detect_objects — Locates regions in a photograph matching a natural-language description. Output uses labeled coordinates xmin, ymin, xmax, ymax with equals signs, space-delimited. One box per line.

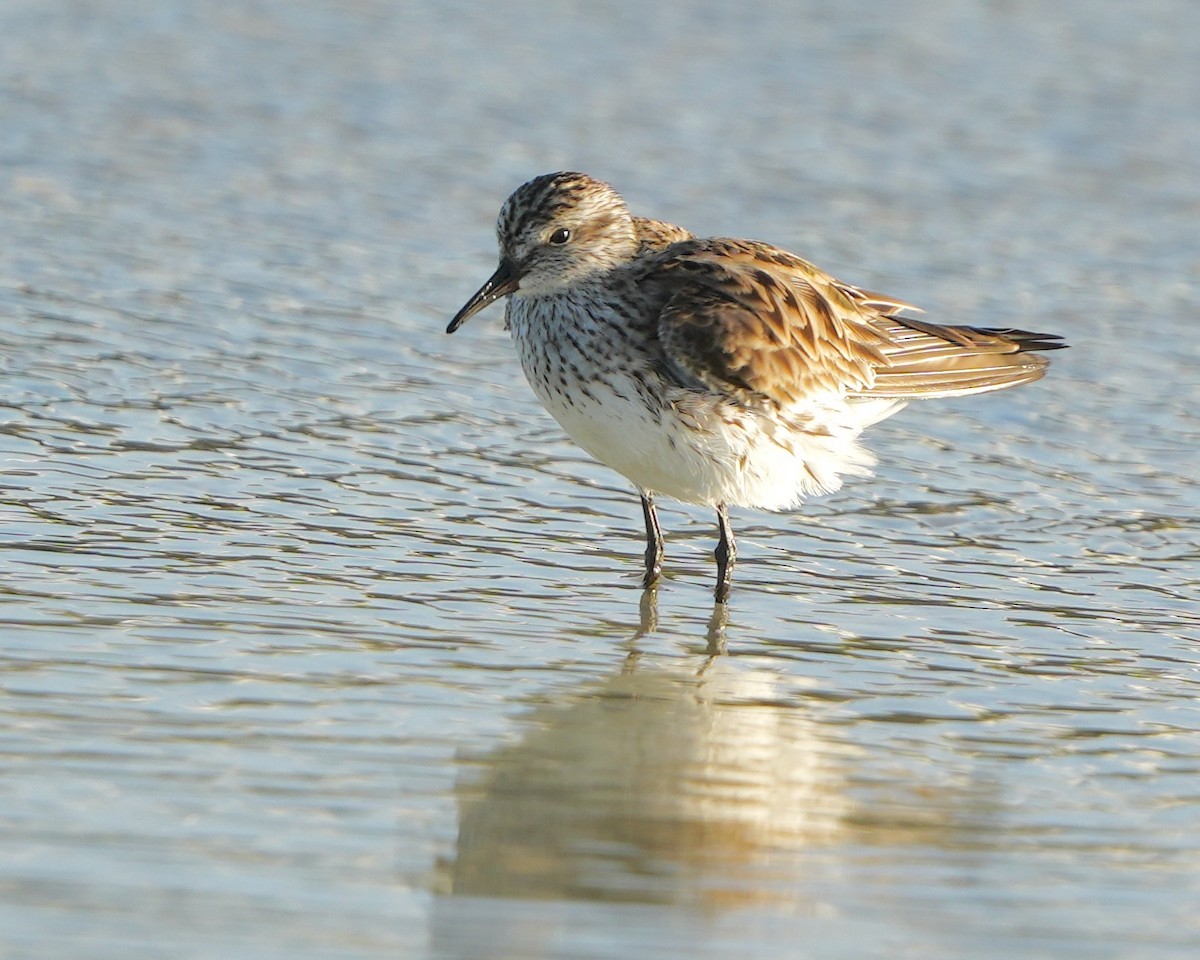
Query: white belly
xmin=509 ymin=298 xmax=902 ymax=510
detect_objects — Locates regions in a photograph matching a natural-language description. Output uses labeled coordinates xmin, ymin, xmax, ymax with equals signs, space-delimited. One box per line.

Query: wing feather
xmin=648 ymin=238 xmax=1066 ymax=408
xmin=858 ymin=318 xmax=1066 ymax=398
xmin=653 ymin=239 xmax=888 ymax=406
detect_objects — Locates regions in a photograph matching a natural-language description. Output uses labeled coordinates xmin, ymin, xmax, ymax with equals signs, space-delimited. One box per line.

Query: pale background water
xmin=1 ymin=1 xmax=1198 ymax=958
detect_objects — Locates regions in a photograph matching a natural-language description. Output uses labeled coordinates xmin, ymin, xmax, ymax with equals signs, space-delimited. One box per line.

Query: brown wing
xmin=839 ymin=283 xmax=922 ymax=317
xmin=652 ymin=239 xmax=892 ymax=406
xmin=652 ymin=238 xmax=1066 ymax=406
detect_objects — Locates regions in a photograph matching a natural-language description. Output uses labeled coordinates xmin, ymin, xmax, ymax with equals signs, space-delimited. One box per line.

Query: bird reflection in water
xmin=429 ymin=590 xmax=1000 ymax=960
xmin=437 ymin=589 xmax=852 ymax=909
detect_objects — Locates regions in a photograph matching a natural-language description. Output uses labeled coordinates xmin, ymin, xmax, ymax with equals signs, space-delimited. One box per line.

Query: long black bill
xmin=446 ymin=258 xmax=520 ymax=333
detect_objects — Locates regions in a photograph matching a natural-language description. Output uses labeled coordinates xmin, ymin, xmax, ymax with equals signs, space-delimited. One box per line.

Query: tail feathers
xmin=853 ymin=318 xmax=1067 ymax=400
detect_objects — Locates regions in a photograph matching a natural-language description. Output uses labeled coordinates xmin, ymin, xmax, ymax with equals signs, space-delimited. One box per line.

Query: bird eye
xmin=548 ymin=228 xmax=571 ymax=245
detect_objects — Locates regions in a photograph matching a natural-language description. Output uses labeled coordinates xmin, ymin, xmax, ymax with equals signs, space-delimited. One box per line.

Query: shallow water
xmin=2 ymin=1 xmax=1198 ymax=958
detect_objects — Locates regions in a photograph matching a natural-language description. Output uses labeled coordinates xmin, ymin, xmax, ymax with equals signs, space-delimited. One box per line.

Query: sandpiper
xmin=448 ymin=172 xmax=1065 ymax=603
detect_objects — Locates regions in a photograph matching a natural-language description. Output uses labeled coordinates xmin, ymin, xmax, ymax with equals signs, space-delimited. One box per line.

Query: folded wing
xmin=651 ymin=238 xmax=1065 ymax=406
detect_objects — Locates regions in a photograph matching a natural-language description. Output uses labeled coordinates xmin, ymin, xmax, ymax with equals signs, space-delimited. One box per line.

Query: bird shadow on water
xmin=427 ymin=586 xmax=1000 ymax=955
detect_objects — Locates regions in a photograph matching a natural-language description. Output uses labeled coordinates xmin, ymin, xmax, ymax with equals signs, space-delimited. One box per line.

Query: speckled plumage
xmin=448 ymin=172 xmax=1065 ymax=602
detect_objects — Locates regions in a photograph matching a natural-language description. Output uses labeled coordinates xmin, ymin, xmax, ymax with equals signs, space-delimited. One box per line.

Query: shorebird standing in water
xmin=448 ymin=172 xmax=1065 ymax=603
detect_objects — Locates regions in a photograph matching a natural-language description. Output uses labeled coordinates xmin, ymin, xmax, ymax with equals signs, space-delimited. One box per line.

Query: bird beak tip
xmin=446 ymin=258 xmax=520 ymax=335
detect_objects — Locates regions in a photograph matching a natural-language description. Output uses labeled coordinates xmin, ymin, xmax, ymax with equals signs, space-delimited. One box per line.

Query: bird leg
xmin=640 ymin=491 xmax=664 ymax=588
xmin=714 ymin=503 xmax=737 ymax=604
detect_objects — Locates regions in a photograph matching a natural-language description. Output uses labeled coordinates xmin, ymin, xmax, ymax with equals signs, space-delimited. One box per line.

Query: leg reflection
xmin=629 ymin=583 xmax=728 ymax=663
xmin=635 ymin=583 xmax=659 ymax=639
xmin=623 ymin=584 xmax=659 ymax=672
xmin=703 ymin=601 xmax=728 ymax=661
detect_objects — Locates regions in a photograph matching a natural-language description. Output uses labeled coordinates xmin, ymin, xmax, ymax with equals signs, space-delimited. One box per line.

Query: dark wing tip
xmin=973 ymin=328 xmax=1069 ymax=352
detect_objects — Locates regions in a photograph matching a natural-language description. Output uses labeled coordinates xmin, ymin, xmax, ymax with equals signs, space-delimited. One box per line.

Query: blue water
xmin=1 ymin=1 xmax=1197 ymax=958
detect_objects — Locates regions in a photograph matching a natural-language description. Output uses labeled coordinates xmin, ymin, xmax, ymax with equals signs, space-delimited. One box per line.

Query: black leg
xmin=640 ymin=490 xmax=664 ymax=588
xmin=714 ymin=502 xmax=736 ymax=604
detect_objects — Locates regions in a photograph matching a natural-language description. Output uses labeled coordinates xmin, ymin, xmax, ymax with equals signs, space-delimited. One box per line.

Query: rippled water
xmin=2 ymin=1 xmax=1198 ymax=958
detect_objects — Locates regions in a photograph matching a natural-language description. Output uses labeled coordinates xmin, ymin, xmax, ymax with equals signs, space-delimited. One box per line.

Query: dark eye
xmin=548 ymin=228 xmax=571 ymax=245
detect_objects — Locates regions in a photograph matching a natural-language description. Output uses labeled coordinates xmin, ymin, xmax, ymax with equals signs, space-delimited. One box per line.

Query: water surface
xmin=1 ymin=1 xmax=1198 ymax=958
